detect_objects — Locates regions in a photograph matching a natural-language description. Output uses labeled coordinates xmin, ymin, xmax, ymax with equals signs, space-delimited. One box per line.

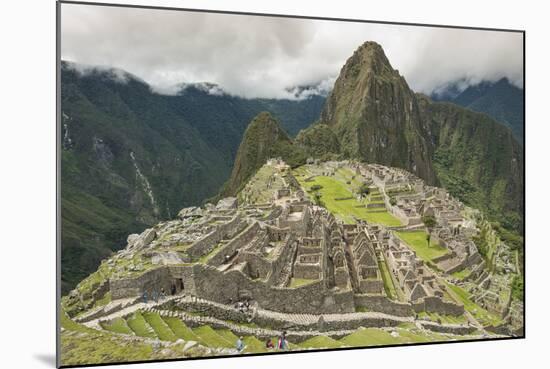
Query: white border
xmin=2 ymin=1 xmax=547 ymax=368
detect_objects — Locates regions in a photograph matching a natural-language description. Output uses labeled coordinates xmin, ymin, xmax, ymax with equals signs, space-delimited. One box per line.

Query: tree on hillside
xmin=313 ymin=191 xmax=324 ymax=207
xmin=310 ymin=184 xmax=323 ymax=192
xmin=422 ymin=215 xmax=437 ymax=247
xmin=422 ymin=215 xmax=437 ymax=229
xmin=358 ymin=183 xmax=370 ymax=198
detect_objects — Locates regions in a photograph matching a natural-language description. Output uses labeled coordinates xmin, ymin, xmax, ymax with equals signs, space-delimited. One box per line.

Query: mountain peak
xmin=343 ymin=41 xmax=394 ymax=77
xmin=222 ymin=112 xmax=306 ymax=196
xmin=319 ymin=42 xmax=437 ymax=184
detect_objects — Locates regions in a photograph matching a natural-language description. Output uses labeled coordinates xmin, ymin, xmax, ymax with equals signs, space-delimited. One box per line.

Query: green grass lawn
xmin=378 ymin=259 xmax=398 ymax=300
xmin=192 ymin=325 xmax=234 ymax=348
xmin=339 ymin=328 xmax=399 ymax=346
xmin=100 ymin=317 xmax=133 ymax=335
xmin=451 ymin=269 xmax=472 ymax=280
xmin=61 ymin=330 xmax=154 ymax=366
xmin=444 ymin=282 xmax=503 ymax=327
xmin=295 ymin=172 xmax=401 ymax=226
xmin=142 ymin=312 xmax=177 ymax=341
xmin=339 ymin=327 xmax=451 ymax=347
xmin=126 ymin=312 xmax=156 ymax=338
xmin=299 ymin=335 xmax=345 ymax=348
xmin=60 ymin=310 xmax=193 ymax=366
xmin=395 ymin=231 xmax=449 ymax=262
xmin=216 ymin=329 xmax=239 ymax=345
xmin=289 ymin=278 xmax=317 ymax=288
xmin=243 ymin=336 xmax=269 ymax=353
xmin=161 ymin=317 xmax=199 ymax=341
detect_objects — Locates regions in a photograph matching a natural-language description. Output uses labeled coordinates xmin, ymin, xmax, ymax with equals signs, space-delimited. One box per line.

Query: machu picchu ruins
xmin=57 ymin=16 xmax=526 ymax=366
xmin=61 ymin=159 xmax=523 ymax=363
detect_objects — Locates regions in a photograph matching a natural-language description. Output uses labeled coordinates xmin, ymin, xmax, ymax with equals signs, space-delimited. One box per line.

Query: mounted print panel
xmin=57 ymin=1 xmax=525 ymax=367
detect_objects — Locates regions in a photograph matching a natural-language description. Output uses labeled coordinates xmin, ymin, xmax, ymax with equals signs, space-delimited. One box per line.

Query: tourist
xmin=236 ymin=336 xmax=244 ymax=352
xmin=265 ymin=338 xmax=274 ymax=349
xmin=277 ymin=333 xmax=286 ymax=350
xmin=160 ymin=287 xmax=166 ymax=300
xmin=142 ymin=291 xmax=148 ymax=304
xmin=280 ymin=331 xmax=288 ymax=350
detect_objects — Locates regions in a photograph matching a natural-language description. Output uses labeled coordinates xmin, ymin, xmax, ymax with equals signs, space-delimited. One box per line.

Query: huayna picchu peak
xmin=319 ymin=41 xmax=438 ymax=186
xmin=308 ymin=41 xmax=523 ymax=233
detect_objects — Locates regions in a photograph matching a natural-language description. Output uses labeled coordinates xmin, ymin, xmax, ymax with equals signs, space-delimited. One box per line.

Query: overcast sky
xmin=61 ymin=4 xmax=524 ymax=99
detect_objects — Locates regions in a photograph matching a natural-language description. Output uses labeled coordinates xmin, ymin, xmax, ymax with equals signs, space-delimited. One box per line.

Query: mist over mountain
xmin=431 ymin=78 xmax=524 ymax=143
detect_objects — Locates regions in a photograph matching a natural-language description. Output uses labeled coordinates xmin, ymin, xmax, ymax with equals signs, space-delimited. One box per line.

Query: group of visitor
xmin=234 ymin=300 xmax=251 ymax=313
xmin=141 ymin=287 xmax=167 ymax=304
xmin=235 ymin=331 xmax=289 ymax=354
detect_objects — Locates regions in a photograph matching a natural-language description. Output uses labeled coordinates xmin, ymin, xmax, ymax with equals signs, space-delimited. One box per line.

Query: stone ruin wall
xmin=265 ymin=234 xmax=298 ymax=286
xmin=185 ymin=214 xmax=244 ymax=260
xmin=191 ymin=264 xmax=355 ymax=314
xmin=206 ymin=222 xmax=260 ymax=267
xmin=293 ymin=259 xmax=322 ymax=280
xmin=412 ymin=296 xmax=465 ymax=316
xmin=358 ymin=279 xmax=384 ymax=294
xmin=353 ymin=294 xmax=413 ymax=317
xmin=109 ymin=258 xmax=356 ymax=314
xmin=110 ymin=267 xmax=174 ymax=299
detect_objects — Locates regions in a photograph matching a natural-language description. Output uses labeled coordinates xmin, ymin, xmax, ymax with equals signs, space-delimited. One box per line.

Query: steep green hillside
xmin=60 ymin=62 xmax=323 ymax=293
xmin=222 ymin=112 xmax=307 ymax=196
xmin=418 ymin=96 xmax=524 ymax=231
xmin=295 ymin=123 xmax=341 ymax=159
xmin=319 ymin=41 xmax=438 ymax=185
xmin=432 ymin=78 xmax=524 ymax=143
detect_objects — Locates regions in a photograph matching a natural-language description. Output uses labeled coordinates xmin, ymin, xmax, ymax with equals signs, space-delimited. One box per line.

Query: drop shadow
xmin=34 ymin=353 xmax=57 ymax=367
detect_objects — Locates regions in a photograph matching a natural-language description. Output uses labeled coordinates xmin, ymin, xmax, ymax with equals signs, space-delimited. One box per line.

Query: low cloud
xmin=61 ymin=4 xmax=523 ymax=99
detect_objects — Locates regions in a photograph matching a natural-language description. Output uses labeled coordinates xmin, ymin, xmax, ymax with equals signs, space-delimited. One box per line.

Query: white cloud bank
xmin=61 ymin=3 xmax=523 ymax=99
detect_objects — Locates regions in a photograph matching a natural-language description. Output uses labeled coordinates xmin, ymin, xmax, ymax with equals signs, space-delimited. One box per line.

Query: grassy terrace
xmin=62 ymin=307 xmax=484 ymax=364
xmin=339 ymin=327 xmax=450 ymax=346
xmin=378 ymin=259 xmax=398 ymax=300
xmin=61 ymin=311 xmax=160 ymax=366
xmin=299 ymin=335 xmax=345 ymax=348
xmin=143 ymin=311 xmax=177 ymax=341
xmin=289 ymin=278 xmax=317 ymax=288
xmin=100 ymin=317 xmax=133 ymax=335
xmin=451 ymin=269 xmax=472 ymax=280
xmin=293 ymin=166 xmax=402 ymax=226
xmin=444 ymin=282 xmax=503 ymax=327
xmin=126 ymin=312 xmax=156 ymax=338
xmin=395 ymin=231 xmax=449 ymax=262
